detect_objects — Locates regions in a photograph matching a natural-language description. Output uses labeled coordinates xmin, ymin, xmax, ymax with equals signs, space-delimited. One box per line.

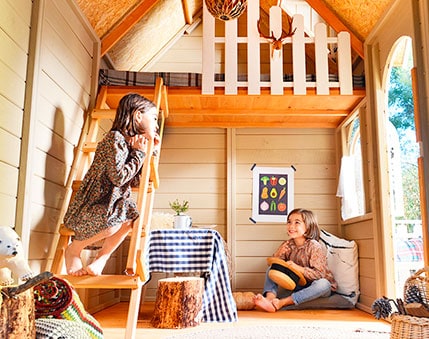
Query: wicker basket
xmin=390 ymin=267 xmax=429 ymax=339
xmin=390 ymin=313 xmax=429 ymax=339
xmin=403 ymin=267 xmax=429 ymax=316
xmin=204 ymin=0 xmax=247 ymax=21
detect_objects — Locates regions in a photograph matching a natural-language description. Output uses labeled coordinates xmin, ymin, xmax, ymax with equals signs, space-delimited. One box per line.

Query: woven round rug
xmin=165 ymin=325 xmax=390 ymax=339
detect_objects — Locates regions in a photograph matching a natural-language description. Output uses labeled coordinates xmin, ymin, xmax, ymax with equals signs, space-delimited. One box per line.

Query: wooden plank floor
xmin=93 ymin=301 xmax=391 ymax=338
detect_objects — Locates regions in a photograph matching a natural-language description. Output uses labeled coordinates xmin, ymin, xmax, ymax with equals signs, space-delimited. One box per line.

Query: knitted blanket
xmin=34 ymin=276 xmax=103 ymax=339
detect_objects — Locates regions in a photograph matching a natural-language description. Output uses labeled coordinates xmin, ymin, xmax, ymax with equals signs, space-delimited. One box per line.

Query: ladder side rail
xmin=125 ymin=78 xmax=164 ymax=275
xmin=125 ymin=140 xmax=154 ymax=275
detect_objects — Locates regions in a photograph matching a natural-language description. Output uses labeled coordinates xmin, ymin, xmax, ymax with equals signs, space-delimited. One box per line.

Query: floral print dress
xmin=273 ymin=238 xmax=338 ymax=290
xmin=64 ymin=131 xmax=146 ymax=240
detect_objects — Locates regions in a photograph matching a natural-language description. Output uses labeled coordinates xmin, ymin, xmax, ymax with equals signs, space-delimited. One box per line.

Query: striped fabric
xmin=147 ymin=229 xmax=238 ymax=322
xmin=98 ymin=70 xmax=366 ymax=89
xmin=396 ymin=238 xmax=424 ymax=262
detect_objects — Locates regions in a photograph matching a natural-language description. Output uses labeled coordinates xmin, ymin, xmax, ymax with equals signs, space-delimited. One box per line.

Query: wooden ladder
xmin=48 ymin=78 xmax=168 ymax=339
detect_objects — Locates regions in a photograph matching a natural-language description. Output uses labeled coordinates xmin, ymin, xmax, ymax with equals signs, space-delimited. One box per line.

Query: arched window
xmin=337 ymin=107 xmax=365 ymax=220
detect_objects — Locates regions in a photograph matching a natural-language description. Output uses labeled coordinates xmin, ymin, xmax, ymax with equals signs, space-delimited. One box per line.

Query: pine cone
xmin=372 ymin=297 xmax=393 ymax=319
xmin=405 ymin=285 xmax=422 ymax=304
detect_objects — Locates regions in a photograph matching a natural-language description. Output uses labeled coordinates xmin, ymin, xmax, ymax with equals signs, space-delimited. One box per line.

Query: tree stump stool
xmin=0 ymin=288 xmax=35 ymax=338
xmin=151 ymin=277 xmax=204 ymax=329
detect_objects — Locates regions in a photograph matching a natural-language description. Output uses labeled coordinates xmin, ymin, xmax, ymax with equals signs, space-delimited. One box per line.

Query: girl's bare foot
xmin=272 ymin=298 xmax=282 ymax=311
xmin=86 ymin=256 xmax=108 ymax=276
xmin=253 ymin=293 xmax=276 ymax=313
xmin=65 ymin=244 xmax=86 ymax=276
xmin=272 ymin=296 xmax=294 ymax=310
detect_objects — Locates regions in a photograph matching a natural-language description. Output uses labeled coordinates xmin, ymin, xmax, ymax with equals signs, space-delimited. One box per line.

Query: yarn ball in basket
xmin=205 ymin=0 xmax=247 ymax=21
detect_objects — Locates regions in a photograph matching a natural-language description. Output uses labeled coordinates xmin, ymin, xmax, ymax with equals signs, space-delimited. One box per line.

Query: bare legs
xmin=253 ymin=292 xmax=295 ymax=312
xmin=65 ymin=221 xmax=132 ymax=276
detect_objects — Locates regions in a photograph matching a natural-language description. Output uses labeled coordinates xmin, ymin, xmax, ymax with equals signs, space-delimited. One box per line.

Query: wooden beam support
xmin=101 ymin=0 xmax=159 ymax=57
xmin=182 ymin=0 xmax=193 ymax=24
xmin=305 ymin=0 xmax=364 ymax=59
xmin=97 ymin=86 xmax=365 ymax=129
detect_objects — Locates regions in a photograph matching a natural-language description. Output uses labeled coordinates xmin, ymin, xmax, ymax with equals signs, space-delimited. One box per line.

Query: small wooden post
xmin=0 ymin=289 xmax=35 ymax=338
xmin=0 ymin=272 xmax=52 ymax=338
xmin=151 ymin=277 xmax=204 ymax=329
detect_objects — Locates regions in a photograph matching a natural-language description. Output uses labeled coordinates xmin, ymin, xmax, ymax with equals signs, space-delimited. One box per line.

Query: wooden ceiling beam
xmin=181 ymin=0 xmax=193 ymax=24
xmin=100 ymin=86 xmax=365 ymax=129
xmin=101 ymin=0 xmax=159 ymax=57
xmin=304 ymin=0 xmax=364 ymax=59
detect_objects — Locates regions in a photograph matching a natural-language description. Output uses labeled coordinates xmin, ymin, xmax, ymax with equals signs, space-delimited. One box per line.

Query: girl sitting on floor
xmin=254 ymin=208 xmax=337 ymax=312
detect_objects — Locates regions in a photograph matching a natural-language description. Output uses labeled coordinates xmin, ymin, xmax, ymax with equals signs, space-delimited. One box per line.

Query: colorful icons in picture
xmin=259 ymin=174 xmax=288 ymax=215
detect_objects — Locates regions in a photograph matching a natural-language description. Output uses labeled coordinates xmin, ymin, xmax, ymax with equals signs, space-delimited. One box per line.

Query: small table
xmin=146 ymin=229 xmax=238 ymax=322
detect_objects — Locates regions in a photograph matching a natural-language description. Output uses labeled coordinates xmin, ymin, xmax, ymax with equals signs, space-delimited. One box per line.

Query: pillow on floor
xmin=283 ymin=293 xmax=355 ymax=310
xmin=319 ymin=229 xmax=360 ymax=305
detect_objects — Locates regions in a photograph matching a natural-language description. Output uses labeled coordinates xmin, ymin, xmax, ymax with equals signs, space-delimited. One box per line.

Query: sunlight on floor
xmin=94 ymin=302 xmax=391 ymax=338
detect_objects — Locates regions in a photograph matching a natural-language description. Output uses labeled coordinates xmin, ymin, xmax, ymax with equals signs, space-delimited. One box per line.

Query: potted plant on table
xmin=169 ymin=199 xmax=192 ymax=229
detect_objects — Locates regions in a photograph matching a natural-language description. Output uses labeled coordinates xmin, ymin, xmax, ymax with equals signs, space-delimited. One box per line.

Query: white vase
xmin=173 ymin=215 xmax=192 ymax=229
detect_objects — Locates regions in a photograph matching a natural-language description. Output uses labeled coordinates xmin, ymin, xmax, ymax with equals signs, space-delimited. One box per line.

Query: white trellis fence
xmin=202 ymin=1 xmax=353 ymax=95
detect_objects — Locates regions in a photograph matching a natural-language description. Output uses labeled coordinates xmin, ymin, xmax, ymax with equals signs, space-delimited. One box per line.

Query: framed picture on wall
xmin=251 ymin=166 xmax=295 ymax=223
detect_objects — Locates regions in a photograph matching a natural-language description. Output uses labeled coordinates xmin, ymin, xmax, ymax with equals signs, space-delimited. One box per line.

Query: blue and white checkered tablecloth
xmin=147 ymin=229 xmax=237 ymax=322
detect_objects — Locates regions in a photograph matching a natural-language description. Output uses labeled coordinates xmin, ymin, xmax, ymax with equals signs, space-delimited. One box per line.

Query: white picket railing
xmin=202 ymin=1 xmax=353 ymax=95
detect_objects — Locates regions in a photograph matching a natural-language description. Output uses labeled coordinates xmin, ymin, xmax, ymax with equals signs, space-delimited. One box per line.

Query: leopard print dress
xmin=64 ymin=131 xmax=145 ymax=240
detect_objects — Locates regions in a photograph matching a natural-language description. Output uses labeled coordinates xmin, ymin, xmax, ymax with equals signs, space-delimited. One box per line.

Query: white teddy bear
xmin=0 ymin=226 xmax=33 ymax=285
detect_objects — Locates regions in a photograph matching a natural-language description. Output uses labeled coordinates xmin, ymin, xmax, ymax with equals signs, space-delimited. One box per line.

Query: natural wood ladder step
xmin=56 ymin=274 xmax=142 ymax=289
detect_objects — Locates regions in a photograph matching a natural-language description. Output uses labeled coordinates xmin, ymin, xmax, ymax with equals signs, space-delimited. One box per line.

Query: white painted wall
xmin=26 ymin=0 xmax=99 ymax=272
xmin=0 ymin=0 xmax=32 ymax=227
xmin=0 ymin=0 xmax=99 ymax=271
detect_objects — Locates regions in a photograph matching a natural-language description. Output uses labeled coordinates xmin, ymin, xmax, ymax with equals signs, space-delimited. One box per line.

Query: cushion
xmin=319 ymin=229 xmax=360 ymax=305
xmin=283 ymin=293 xmax=355 ymax=310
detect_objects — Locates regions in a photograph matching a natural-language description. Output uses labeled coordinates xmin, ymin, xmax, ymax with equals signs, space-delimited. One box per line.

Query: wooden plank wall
xmin=26 ymin=0 xmax=97 ymax=271
xmin=0 ymin=0 xmax=105 ymax=311
xmin=233 ymin=128 xmax=339 ymax=291
xmin=0 ymin=0 xmax=32 ymax=227
xmin=132 ymin=127 xmax=339 ymax=301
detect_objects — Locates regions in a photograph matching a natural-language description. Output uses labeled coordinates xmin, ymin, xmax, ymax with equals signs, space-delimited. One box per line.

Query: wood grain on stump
xmin=151 ymin=277 xmax=204 ymax=329
xmin=0 ymin=288 xmax=35 ymax=338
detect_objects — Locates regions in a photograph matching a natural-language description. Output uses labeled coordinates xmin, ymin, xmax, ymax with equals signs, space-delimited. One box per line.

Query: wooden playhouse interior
xmin=51 ymin=1 xmax=370 ymax=337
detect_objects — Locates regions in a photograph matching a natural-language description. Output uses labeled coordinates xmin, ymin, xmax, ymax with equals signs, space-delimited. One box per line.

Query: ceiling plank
xmin=304 ymin=0 xmax=364 ymax=58
xmin=101 ymin=0 xmax=159 ymax=57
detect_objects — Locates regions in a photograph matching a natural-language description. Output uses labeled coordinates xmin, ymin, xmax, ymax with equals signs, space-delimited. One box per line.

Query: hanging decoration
xmin=257 ymin=4 xmax=296 ymax=59
xmin=205 ymin=0 xmax=247 ymax=21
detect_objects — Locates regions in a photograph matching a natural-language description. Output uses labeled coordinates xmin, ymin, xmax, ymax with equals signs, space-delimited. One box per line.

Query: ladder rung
xmin=72 ymin=181 xmax=82 ymax=191
xmin=83 ymin=142 xmax=97 ymax=152
xmin=91 ymin=109 xmax=116 ymax=120
xmin=56 ymin=274 xmax=142 ymax=289
xmin=60 ymin=224 xmax=75 ymax=236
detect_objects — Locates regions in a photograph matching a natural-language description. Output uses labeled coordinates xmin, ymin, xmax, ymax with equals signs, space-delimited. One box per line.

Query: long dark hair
xmin=287 ymin=208 xmax=320 ymax=241
xmin=111 ymin=93 xmax=156 ymax=137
